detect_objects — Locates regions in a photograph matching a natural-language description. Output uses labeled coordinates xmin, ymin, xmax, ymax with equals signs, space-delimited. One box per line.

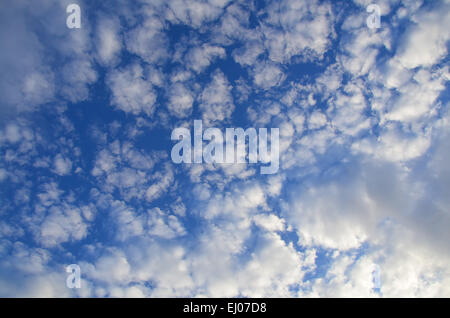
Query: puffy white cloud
xmin=352 ymin=123 xmax=431 ymax=162
xmin=199 ymin=70 xmax=234 ymax=125
xmin=37 ymin=182 xmax=63 ymax=207
xmin=3 ymin=124 xmax=23 ymax=144
xmin=61 ymin=59 xmax=98 ymax=103
xmin=339 ymin=27 xmax=389 ymax=76
xmin=253 ymin=214 xmax=285 ymax=232
xmin=164 ymin=0 xmax=231 ymax=28
xmin=125 ymin=10 xmax=168 ymax=65
xmin=383 ymin=68 xmax=446 ymax=123
xmin=199 ymin=182 xmax=267 ymax=220
xmin=327 ymin=82 xmax=371 ymax=136
xmin=233 ymin=41 xmax=264 ymax=66
xmin=288 ymin=111 xmax=450 ymax=296
xmin=53 ymin=154 xmax=72 ymax=176
xmin=236 ymin=232 xmax=307 ymax=297
xmin=395 ymin=2 xmax=450 ymax=69
xmin=308 ymin=111 xmax=328 ymax=130
xmin=147 ymin=208 xmax=186 ymax=239
xmin=0 ymin=0 xmax=97 ymax=114
xmin=107 ymin=64 xmax=157 ymax=116
xmin=186 ymin=44 xmax=226 ymax=73
xmin=22 ymin=71 xmax=55 ymax=106
xmin=91 ymin=141 xmax=164 ymax=202
xmin=145 ymin=164 xmax=174 ymax=202
xmin=260 ymin=0 xmax=333 ymax=63
xmin=167 ymin=83 xmax=194 ymax=118
xmin=95 ymin=16 xmax=122 ymax=65
xmin=265 ymin=174 xmax=284 ymax=197
xmin=129 ymin=242 xmax=194 ymax=297
xmin=34 ymin=204 xmax=92 ymax=247
xmin=82 ymin=249 xmax=131 ymax=285
xmin=252 ymin=62 xmax=286 ymax=90
xmin=110 ymin=200 xmax=146 ymax=241
xmin=288 ymin=173 xmax=377 ymax=250
xmin=305 ymin=253 xmax=381 ymax=297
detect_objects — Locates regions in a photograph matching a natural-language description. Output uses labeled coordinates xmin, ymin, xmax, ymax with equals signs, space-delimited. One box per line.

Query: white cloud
xmin=61 ymin=59 xmax=97 ymax=103
xmin=260 ymin=0 xmax=333 ymax=63
xmin=339 ymin=27 xmax=388 ymax=76
xmin=130 ymin=242 xmax=193 ymax=297
xmin=91 ymin=141 xmax=162 ymax=201
xmin=96 ymin=17 xmax=122 ymax=65
xmin=0 ymin=0 xmax=97 ymax=114
xmin=233 ymin=41 xmax=264 ymax=66
xmin=53 ymin=154 xmax=72 ymax=176
xmin=22 ymin=71 xmax=55 ymax=105
xmin=110 ymin=200 xmax=145 ymax=241
xmin=236 ymin=232 xmax=306 ymax=297
xmin=4 ymin=124 xmax=22 ymax=144
xmin=145 ymin=164 xmax=174 ymax=202
xmin=252 ymin=62 xmax=285 ymax=90
xmin=147 ymin=208 xmax=186 ymax=239
xmin=167 ymin=83 xmax=194 ymax=118
xmin=396 ymin=2 xmax=450 ymax=69
xmin=37 ymin=182 xmax=63 ymax=207
xmin=352 ymin=123 xmax=431 ymax=162
xmin=186 ymin=44 xmax=226 ymax=73
xmin=36 ymin=204 xmax=91 ymax=247
xmin=199 ymin=70 xmax=234 ymax=125
xmin=107 ymin=64 xmax=157 ymax=116
xmin=327 ymin=82 xmax=371 ymax=136
xmin=288 ymin=117 xmax=450 ymax=296
xmin=383 ymin=68 xmax=445 ymax=123
xmin=288 ymin=174 xmax=377 ymax=250
xmin=83 ymin=249 xmax=131 ymax=285
xmin=165 ymin=0 xmax=230 ymax=28
xmin=253 ymin=214 xmax=285 ymax=232
xmin=308 ymin=111 xmax=327 ymax=130
xmin=125 ymin=10 xmax=168 ymax=65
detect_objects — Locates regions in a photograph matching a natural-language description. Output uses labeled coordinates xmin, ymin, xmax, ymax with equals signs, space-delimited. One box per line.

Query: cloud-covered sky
xmin=0 ymin=0 xmax=449 ymax=297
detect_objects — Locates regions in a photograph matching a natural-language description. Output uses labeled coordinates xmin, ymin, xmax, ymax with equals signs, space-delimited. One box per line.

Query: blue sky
xmin=0 ymin=0 xmax=449 ymax=297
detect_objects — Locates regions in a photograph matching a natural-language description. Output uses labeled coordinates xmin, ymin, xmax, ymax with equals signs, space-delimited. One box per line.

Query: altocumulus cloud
xmin=0 ymin=0 xmax=449 ymax=297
